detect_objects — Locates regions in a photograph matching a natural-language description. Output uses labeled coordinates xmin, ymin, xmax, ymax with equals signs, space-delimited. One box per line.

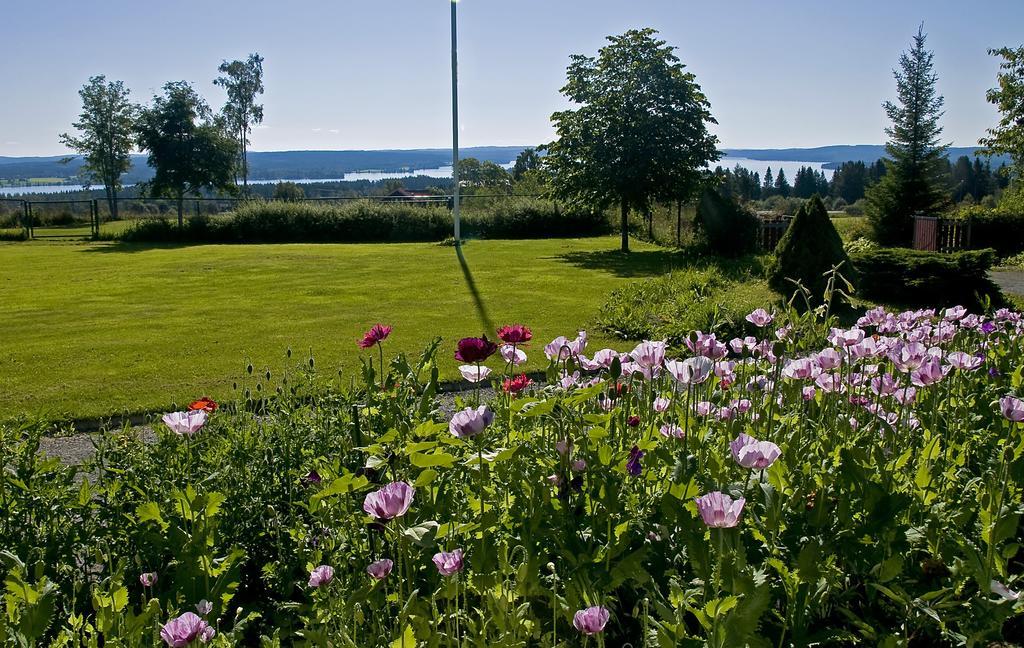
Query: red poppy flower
xmin=502 ymin=374 xmax=533 ymax=394
xmin=359 ymin=324 xmax=393 ymax=349
xmin=497 ymin=324 xmax=533 ymax=345
xmin=188 ymin=397 xmax=218 ymax=412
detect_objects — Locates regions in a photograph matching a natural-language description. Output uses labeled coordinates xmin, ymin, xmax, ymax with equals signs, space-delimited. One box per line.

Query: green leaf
xmin=402 ymin=521 xmax=440 ymax=548
xmin=391 ymin=624 xmax=417 ymax=648
xmin=413 ymin=469 xmax=438 ymax=487
xmin=409 ymin=452 xmax=456 ymax=468
xmin=135 ymin=502 xmax=166 ymax=529
xmin=309 ymin=474 xmax=370 ymax=511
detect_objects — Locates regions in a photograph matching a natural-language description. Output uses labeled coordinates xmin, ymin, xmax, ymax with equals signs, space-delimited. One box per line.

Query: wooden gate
xmin=912 ymin=215 xmax=971 ymax=252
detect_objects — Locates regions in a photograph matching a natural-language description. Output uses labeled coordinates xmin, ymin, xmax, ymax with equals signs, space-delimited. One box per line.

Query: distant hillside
xmin=0 ymin=146 xmax=528 ymax=185
xmin=722 ymin=145 xmax=1009 ymax=169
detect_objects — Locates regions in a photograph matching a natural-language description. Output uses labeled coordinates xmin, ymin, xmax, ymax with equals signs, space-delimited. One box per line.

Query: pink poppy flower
xmin=1002 ymin=396 xmax=1024 ymax=423
xmin=432 ymin=549 xmax=464 ymax=576
xmin=308 ymin=565 xmax=334 ymax=588
xmin=162 ymin=410 xmax=207 ymax=436
xmin=458 ymin=364 xmax=492 ymax=383
xmin=367 ymin=559 xmax=394 ymax=580
xmin=745 ymin=308 xmax=773 ymax=327
xmin=665 ymin=356 xmax=713 ymax=385
xmin=694 ymin=491 xmax=745 ymax=528
xmin=500 ymin=344 xmax=527 ymax=366
xmin=573 ymin=605 xmax=610 ymax=635
xmin=660 ymin=424 xmax=684 ymax=439
xmin=160 ymin=612 xmax=213 ymax=647
xmin=496 ymin=324 xmax=532 ymax=345
xmin=449 ymin=406 xmax=494 ymax=439
xmin=729 ymin=433 xmax=781 ymax=469
xmin=362 ymin=482 xmax=414 ymax=521
xmin=358 ymin=324 xmax=392 ymax=349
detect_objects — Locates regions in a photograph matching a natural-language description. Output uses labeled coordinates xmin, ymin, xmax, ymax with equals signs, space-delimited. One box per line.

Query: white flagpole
xmin=451 ymin=0 xmax=460 ymax=244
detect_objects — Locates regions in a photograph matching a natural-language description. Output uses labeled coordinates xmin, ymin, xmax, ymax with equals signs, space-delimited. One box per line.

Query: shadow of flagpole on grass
xmin=455 ymin=241 xmax=495 ymax=336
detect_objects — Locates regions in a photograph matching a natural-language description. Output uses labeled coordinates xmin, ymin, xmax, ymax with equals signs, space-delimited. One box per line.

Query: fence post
xmin=25 ymin=202 xmax=33 ymax=239
xmin=195 ymin=200 xmax=200 ymax=220
xmin=92 ymin=199 xmax=99 ymax=238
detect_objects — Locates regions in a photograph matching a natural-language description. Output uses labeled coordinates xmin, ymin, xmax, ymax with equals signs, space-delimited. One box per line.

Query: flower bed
xmin=3 ymin=306 xmax=1024 ymax=645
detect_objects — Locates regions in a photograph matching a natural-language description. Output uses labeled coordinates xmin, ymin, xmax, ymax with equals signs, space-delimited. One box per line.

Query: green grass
xmin=0 ymin=236 xmax=698 ymax=422
xmin=25 ymin=220 xmax=136 ymax=239
xmin=830 ymin=215 xmax=869 ymax=242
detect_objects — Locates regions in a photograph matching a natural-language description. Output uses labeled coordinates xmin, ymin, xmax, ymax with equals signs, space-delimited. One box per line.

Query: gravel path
xmin=993 ymin=270 xmax=1024 ymax=296
xmin=37 ymin=426 xmax=157 ymax=466
xmin=36 ymin=385 xmax=500 ymax=466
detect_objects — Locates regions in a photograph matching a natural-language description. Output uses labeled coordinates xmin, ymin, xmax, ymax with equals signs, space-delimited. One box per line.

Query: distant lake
xmin=1 ymin=158 xmax=829 ymax=196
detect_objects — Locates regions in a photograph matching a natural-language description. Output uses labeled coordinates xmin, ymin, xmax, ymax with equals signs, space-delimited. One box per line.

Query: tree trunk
xmin=676 ymin=200 xmax=682 ymax=247
xmin=620 ymin=200 xmax=630 ymax=253
xmin=109 ymin=186 xmax=118 ymax=222
xmin=646 ymin=209 xmax=653 ymax=240
xmin=241 ymin=135 xmax=248 ymax=194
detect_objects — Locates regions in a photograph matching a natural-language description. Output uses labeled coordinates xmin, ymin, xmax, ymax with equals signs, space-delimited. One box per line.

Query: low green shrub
xmin=596 ymin=260 xmax=775 ymax=345
xmin=114 ymin=198 xmax=610 ymax=243
xmin=851 ymin=247 xmax=1004 ymax=309
xmin=0 ymin=229 xmax=27 ymax=241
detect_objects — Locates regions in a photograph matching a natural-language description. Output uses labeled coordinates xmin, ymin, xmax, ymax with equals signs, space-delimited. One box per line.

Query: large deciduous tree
xmin=543 ymin=28 xmax=719 ymax=252
xmin=59 ymin=76 xmax=139 ymax=220
xmin=214 ymin=53 xmax=265 ymax=192
xmin=979 ymin=45 xmax=1024 ymax=187
xmin=136 ymin=81 xmax=239 ymax=225
xmin=866 ymin=25 xmax=949 ymax=246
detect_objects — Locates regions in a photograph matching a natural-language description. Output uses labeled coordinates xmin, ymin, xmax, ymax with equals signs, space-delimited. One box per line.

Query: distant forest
xmin=714 ymin=155 xmax=1010 ymax=207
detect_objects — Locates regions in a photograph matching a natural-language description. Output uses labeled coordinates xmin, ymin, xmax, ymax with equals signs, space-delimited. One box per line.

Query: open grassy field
xmin=0 ymin=236 xmax=688 ymax=422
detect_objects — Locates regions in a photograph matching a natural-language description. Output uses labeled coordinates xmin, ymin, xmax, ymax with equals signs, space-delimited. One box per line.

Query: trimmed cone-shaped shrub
xmin=768 ymin=194 xmax=854 ymax=304
xmin=694 ymin=187 xmax=759 ymax=256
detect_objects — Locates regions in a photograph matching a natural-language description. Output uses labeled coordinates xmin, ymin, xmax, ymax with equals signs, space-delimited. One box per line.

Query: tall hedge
xmin=693 ymin=188 xmax=759 ymax=256
xmin=114 ymin=198 xmax=611 ymax=244
xmin=768 ymin=194 xmax=853 ymax=303
xmin=952 ymin=206 xmax=1024 ymax=257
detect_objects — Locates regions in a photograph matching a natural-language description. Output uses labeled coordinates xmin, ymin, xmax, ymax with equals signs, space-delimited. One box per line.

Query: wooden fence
xmin=912 ymin=215 xmax=971 ymax=253
xmin=758 ymin=218 xmax=790 ymax=252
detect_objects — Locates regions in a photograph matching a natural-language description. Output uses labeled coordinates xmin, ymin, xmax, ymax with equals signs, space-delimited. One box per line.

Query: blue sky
xmin=1 ymin=0 xmax=1021 ymax=156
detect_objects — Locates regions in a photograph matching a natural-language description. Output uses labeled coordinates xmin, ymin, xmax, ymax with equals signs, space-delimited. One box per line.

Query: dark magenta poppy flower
xmin=455 ymin=336 xmax=498 ymax=363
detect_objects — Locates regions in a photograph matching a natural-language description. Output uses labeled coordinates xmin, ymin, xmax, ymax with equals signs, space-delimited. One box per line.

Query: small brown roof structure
xmin=387 ymin=188 xmax=435 ymax=198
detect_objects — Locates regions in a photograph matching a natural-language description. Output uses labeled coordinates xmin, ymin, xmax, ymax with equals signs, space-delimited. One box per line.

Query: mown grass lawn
xmin=0 ymin=236 xmax=689 ymax=422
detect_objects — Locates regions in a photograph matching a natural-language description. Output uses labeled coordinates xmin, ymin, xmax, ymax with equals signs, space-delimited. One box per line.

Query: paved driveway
xmin=993 ymin=270 xmax=1024 ymax=296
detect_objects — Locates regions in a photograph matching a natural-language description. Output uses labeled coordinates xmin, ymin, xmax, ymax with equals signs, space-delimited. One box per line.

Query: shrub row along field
xmin=0 ymin=237 xmax=669 ymax=421
xmin=107 ymin=198 xmax=612 ymax=244
xmin=4 ymin=306 xmax=1023 ymax=645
